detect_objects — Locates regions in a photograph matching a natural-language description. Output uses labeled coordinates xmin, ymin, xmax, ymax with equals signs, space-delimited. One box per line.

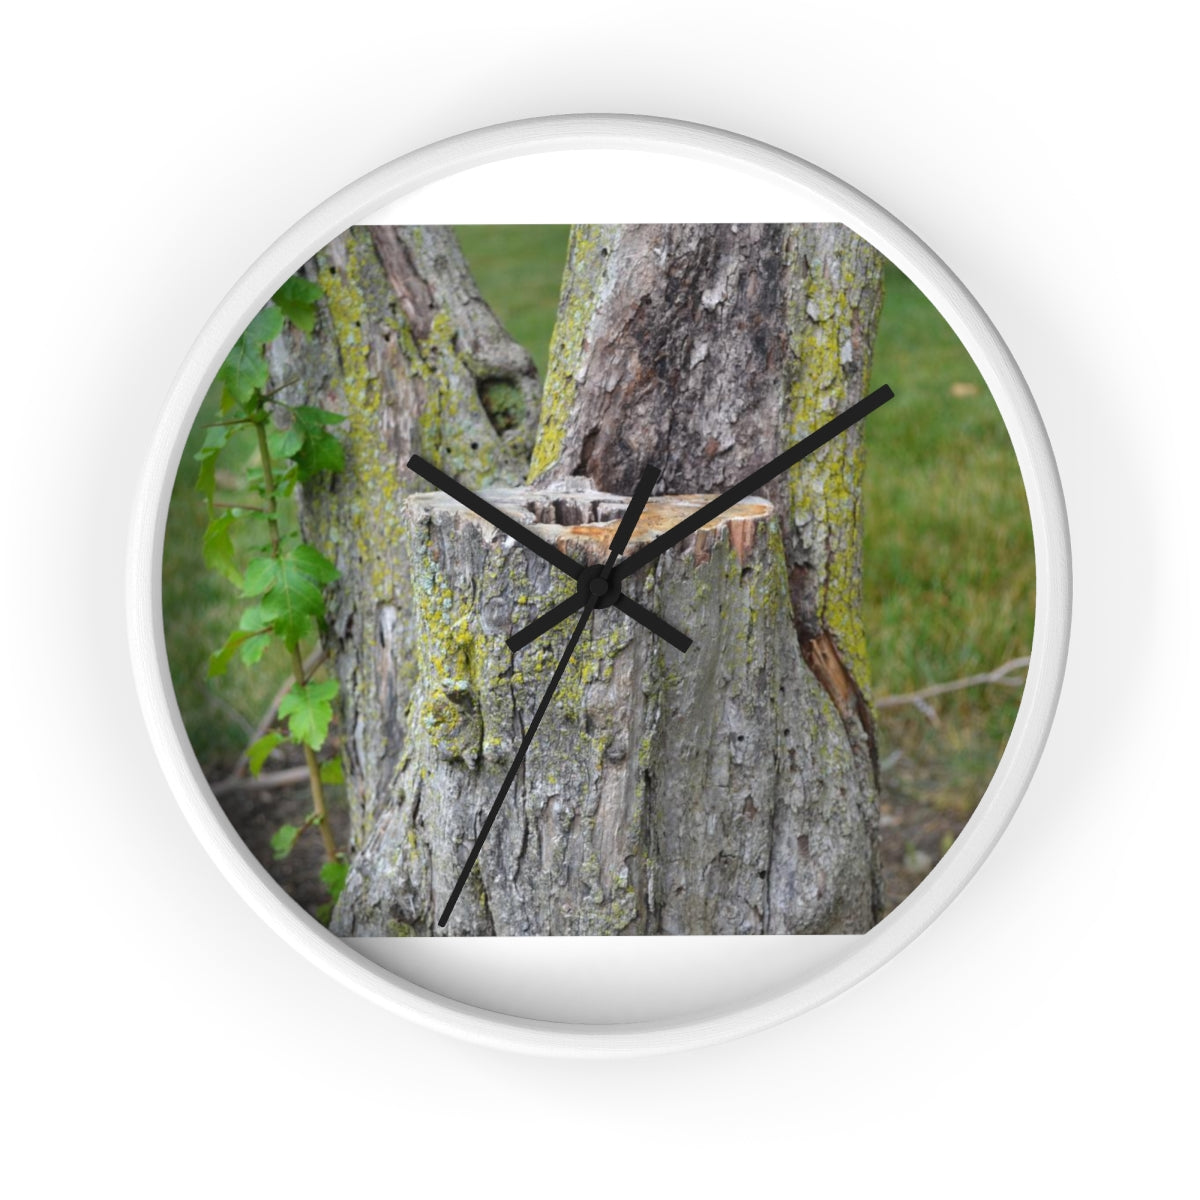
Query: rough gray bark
xmin=332 ymin=487 xmax=877 ymax=935
xmin=531 ymin=223 xmax=886 ymax=912
xmin=272 ymin=222 xmax=887 ymax=934
xmin=266 ymin=226 xmax=540 ymax=847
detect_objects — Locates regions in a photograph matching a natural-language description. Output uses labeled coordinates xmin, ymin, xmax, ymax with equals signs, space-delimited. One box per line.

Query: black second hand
xmin=437 ymin=592 xmax=600 ymax=927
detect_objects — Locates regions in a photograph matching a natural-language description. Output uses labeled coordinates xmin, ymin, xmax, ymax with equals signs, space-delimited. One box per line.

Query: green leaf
xmin=273 ymin=276 xmax=323 ymax=333
xmin=239 ymin=632 xmax=272 ymax=666
xmin=238 ymin=603 xmax=270 ymax=633
xmin=318 ymin=757 xmax=344 ymax=784
xmin=242 ymin=556 xmax=279 ymax=597
xmin=218 ymin=340 xmax=268 ymax=408
xmin=270 ymin=824 xmax=301 ymax=861
xmin=261 ymin=575 xmax=323 ymax=643
xmin=291 ymin=406 xmax=346 ymax=479
xmin=278 ymin=680 xmax=339 ymax=749
xmin=294 ymin=406 xmax=345 ymax=428
xmin=195 ymin=453 xmax=218 ymax=504
xmin=273 ymin=470 xmax=298 ymax=499
xmin=247 ymin=731 xmax=284 ymax=776
xmin=202 ymin=513 xmax=242 ymax=588
xmin=271 ymin=609 xmax=315 ymax=650
xmin=265 ymin=552 xmax=333 ymax=648
xmin=217 ymin=305 xmax=284 ymax=406
xmin=237 ymin=543 xmax=336 ymax=653
xmin=320 ymin=858 xmax=349 ymax=903
xmin=267 ymin=425 xmax=305 ymax=461
xmin=208 ymin=628 xmax=253 ymax=678
xmin=293 ymin=428 xmax=344 ymax=480
xmin=315 ymin=902 xmax=333 ymax=926
xmin=195 ymin=423 xmax=234 ymax=460
xmin=289 ymin=543 xmax=339 ymax=584
xmin=243 ymin=304 xmax=285 ymax=349
xmin=194 ymin=424 xmax=234 ymax=502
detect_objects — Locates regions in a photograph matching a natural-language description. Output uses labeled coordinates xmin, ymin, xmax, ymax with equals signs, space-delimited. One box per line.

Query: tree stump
xmin=332 ymin=484 xmax=878 ymax=935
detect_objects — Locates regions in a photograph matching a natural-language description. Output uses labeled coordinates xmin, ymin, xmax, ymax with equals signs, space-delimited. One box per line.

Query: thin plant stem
xmin=254 ymin=417 xmax=338 ymax=863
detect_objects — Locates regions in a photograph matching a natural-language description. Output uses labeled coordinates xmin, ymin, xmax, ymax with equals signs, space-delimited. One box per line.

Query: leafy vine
xmin=196 ymin=276 xmax=347 ymax=922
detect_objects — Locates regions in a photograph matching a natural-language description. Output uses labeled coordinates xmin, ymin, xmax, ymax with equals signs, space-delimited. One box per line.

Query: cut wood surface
xmin=332 ymin=485 xmax=879 ymax=935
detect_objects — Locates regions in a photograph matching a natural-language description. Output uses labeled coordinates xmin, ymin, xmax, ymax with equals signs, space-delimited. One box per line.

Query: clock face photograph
xmin=162 ymin=223 xmax=1034 ymax=936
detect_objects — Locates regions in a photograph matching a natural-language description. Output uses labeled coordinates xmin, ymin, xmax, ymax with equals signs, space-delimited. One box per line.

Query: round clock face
xmin=134 ymin=117 xmax=1068 ymax=1052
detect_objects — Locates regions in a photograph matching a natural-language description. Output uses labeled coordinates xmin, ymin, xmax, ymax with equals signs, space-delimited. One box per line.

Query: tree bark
xmin=332 ymin=486 xmax=877 ymax=935
xmin=276 ymin=223 xmax=887 ymax=933
xmin=531 ymin=224 xmax=886 ymax=913
xmin=266 ymin=226 xmax=540 ymax=847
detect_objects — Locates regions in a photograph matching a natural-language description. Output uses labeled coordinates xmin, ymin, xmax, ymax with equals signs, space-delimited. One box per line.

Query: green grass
xmin=862 ymin=270 xmax=1033 ymax=814
xmin=864 ymin=271 xmax=1033 ymax=697
xmin=165 ymin=225 xmax=1034 ymax=823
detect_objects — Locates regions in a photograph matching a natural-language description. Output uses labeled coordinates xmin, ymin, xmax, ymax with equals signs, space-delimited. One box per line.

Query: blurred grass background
xmin=164 ymin=224 xmax=1034 ymax=911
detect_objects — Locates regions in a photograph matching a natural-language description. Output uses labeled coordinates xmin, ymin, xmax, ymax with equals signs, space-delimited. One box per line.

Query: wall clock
xmin=129 ymin=115 xmax=1070 ymax=1055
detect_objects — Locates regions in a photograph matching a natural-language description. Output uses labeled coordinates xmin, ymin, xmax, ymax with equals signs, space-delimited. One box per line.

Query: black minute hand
xmin=507 ymin=384 xmax=895 ymax=651
xmin=614 ymin=384 xmax=895 ymax=583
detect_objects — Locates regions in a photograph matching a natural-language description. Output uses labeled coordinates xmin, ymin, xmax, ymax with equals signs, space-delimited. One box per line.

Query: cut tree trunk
xmin=332 ymin=486 xmax=878 ymax=935
xmin=266 ymin=226 xmax=540 ymax=848
xmin=274 ymin=222 xmax=887 ymax=933
xmin=531 ymin=223 xmax=886 ymax=913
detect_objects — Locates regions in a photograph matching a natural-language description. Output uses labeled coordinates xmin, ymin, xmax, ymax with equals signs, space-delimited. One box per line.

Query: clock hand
xmin=439 ymin=467 xmax=662 ymax=927
xmin=605 ymin=594 xmax=690 ymax=652
xmin=408 ymin=454 xmax=582 ymax=578
xmin=439 ymin=595 xmax=600 ymax=926
xmin=604 ymin=463 xmax=659 ymax=566
xmin=507 ymin=592 xmax=585 ymax=653
xmin=507 ymin=384 xmax=895 ymax=649
xmin=407 ymin=455 xmax=689 ymax=649
xmin=613 ymin=384 xmax=894 ymax=584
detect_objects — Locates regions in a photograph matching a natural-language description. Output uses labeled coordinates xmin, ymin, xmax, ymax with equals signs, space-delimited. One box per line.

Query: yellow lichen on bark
xmin=783 ymin=227 xmax=885 ymax=696
xmin=319 ymin=230 xmax=408 ymax=600
xmin=529 ymin=225 xmax=607 ymax=482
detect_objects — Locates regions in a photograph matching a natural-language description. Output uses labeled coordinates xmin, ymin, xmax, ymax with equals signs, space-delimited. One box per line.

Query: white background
xmin=3 ymin=2 xmax=1194 ymax=1195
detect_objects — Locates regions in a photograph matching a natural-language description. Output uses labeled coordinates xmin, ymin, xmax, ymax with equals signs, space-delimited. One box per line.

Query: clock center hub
xmin=578 ymin=564 xmax=621 ymax=608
